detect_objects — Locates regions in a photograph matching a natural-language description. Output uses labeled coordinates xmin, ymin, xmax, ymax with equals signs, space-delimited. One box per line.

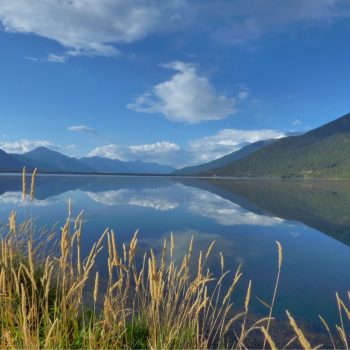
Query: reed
xmin=0 ymin=176 xmax=348 ymax=349
xmin=285 ymin=310 xmax=312 ymax=349
xmin=0 ymin=208 xmax=322 ymax=350
xmin=262 ymin=241 xmax=282 ymax=349
xmin=22 ymin=166 xmax=26 ymax=199
xmin=30 ymin=168 xmax=38 ymax=200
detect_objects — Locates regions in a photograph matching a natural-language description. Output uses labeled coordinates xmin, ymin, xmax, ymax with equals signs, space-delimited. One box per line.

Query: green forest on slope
xmin=204 ymin=113 xmax=350 ymax=179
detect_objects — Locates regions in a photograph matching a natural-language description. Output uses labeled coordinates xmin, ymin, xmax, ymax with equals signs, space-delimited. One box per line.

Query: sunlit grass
xmin=0 ymin=168 xmax=347 ymax=349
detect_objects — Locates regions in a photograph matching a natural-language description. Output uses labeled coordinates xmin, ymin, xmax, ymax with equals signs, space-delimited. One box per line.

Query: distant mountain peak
xmin=26 ymin=146 xmax=59 ymax=154
xmin=32 ymin=146 xmax=50 ymax=151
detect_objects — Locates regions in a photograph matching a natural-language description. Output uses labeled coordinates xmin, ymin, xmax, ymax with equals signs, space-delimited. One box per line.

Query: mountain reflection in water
xmin=0 ymin=174 xmax=350 ymax=330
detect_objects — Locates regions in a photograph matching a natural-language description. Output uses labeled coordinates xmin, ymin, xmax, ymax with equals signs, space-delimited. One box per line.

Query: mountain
xmin=6 ymin=147 xmax=174 ymax=174
xmin=122 ymin=160 xmax=175 ymax=174
xmin=12 ymin=150 xmax=59 ymax=171
xmin=203 ymin=113 xmax=350 ymax=179
xmin=13 ymin=147 xmax=94 ymax=173
xmin=80 ymin=156 xmax=175 ymax=174
xmin=80 ymin=157 xmax=174 ymax=174
xmin=79 ymin=156 xmax=128 ymax=173
xmin=173 ymin=139 xmax=274 ymax=175
xmin=0 ymin=149 xmax=24 ymax=171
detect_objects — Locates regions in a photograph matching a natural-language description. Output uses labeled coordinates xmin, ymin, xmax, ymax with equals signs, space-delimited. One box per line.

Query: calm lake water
xmin=1 ymin=174 xmax=350 ymax=337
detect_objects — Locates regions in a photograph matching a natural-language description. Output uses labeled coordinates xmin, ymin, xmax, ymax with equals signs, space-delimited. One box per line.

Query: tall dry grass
xmin=0 ymin=168 xmax=348 ymax=349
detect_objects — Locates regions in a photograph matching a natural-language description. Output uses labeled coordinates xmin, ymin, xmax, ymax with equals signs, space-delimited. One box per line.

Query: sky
xmin=0 ymin=0 xmax=349 ymax=168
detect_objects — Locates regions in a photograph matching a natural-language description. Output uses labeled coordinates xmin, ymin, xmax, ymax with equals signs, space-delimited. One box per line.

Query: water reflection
xmin=0 ymin=174 xmax=350 ymax=330
xmin=85 ymin=183 xmax=284 ymax=227
xmin=0 ymin=174 xmax=350 ymax=246
xmin=180 ymin=178 xmax=350 ymax=246
xmin=86 ymin=188 xmax=179 ymax=211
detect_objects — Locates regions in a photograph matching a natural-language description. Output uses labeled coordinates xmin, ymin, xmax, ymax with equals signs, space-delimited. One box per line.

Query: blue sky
xmin=0 ymin=0 xmax=349 ymax=168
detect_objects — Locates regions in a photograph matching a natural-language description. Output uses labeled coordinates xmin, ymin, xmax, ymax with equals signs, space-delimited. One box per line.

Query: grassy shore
xmin=0 ymin=169 xmax=348 ymax=349
xmin=1 ymin=207 xmax=349 ymax=349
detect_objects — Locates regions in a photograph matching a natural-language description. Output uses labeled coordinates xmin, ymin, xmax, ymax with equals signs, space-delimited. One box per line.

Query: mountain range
xmin=174 ymin=112 xmax=350 ymax=179
xmin=0 ymin=147 xmax=175 ymax=174
xmin=1 ymin=113 xmax=350 ymax=178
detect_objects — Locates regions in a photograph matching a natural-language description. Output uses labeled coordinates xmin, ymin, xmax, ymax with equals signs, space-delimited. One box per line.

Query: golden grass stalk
xmin=30 ymin=168 xmax=38 ymax=201
xmin=286 ymin=310 xmax=312 ymax=349
xmin=93 ymin=271 xmax=99 ymax=305
xmin=263 ymin=240 xmax=283 ymax=349
xmin=9 ymin=211 xmax=16 ymax=235
xmin=22 ymin=166 xmax=26 ymax=200
xmin=335 ymin=292 xmax=349 ymax=349
xmin=319 ymin=315 xmax=336 ymax=349
xmin=261 ymin=326 xmax=277 ymax=350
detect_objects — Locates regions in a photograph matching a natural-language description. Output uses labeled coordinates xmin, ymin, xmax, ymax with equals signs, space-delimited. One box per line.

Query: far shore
xmin=0 ymin=171 xmax=350 ymax=181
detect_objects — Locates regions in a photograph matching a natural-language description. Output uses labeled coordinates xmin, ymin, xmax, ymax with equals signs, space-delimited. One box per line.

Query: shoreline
xmin=1 ymin=171 xmax=350 ymax=181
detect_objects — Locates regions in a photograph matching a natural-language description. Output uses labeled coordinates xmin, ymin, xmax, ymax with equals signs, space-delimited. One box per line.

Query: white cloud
xmin=88 ymin=144 xmax=124 ymax=160
xmin=67 ymin=124 xmax=97 ymax=134
xmin=88 ymin=141 xmax=180 ymax=164
xmin=0 ymin=0 xmax=349 ymax=62
xmin=127 ymin=61 xmax=235 ymax=123
xmin=292 ymin=119 xmax=302 ymax=126
xmin=237 ymin=90 xmax=250 ymax=100
xmin=25 ymin=56 xmax=38 ymax=62
xmin=0 ymin=139 xmax=60 ymax=154
xmin=47 ymin=53 xmax=67 ymax=63
xmin=129 ymin=141 xmax=180 ymax=154
xmin=187 ymin=128 xmax=285 ymax=164
xmin=0 ymin=0 xmax=186 ymax=60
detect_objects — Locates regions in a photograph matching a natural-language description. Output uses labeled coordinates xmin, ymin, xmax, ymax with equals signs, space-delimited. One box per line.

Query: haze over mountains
xmin=1 ymin=147 xmax=175 ymax=174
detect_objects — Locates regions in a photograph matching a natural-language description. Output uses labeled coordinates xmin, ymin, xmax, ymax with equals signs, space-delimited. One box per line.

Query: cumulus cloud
xmin=127 ymin=61 xmax=235 ymax=123
xmin=88 ymin=141 xmax=180 ymax=164
xmin=0 ymin=139 xmax=60 ymax=154
xmin=67 ymin=124 xmax=97 ymax=134
xmin=0 ymin=0 xmax=186 ymax=60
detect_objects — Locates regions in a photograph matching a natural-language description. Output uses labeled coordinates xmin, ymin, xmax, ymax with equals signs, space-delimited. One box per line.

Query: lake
xmin=1 ymin=174 xmax=350 ymax=339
